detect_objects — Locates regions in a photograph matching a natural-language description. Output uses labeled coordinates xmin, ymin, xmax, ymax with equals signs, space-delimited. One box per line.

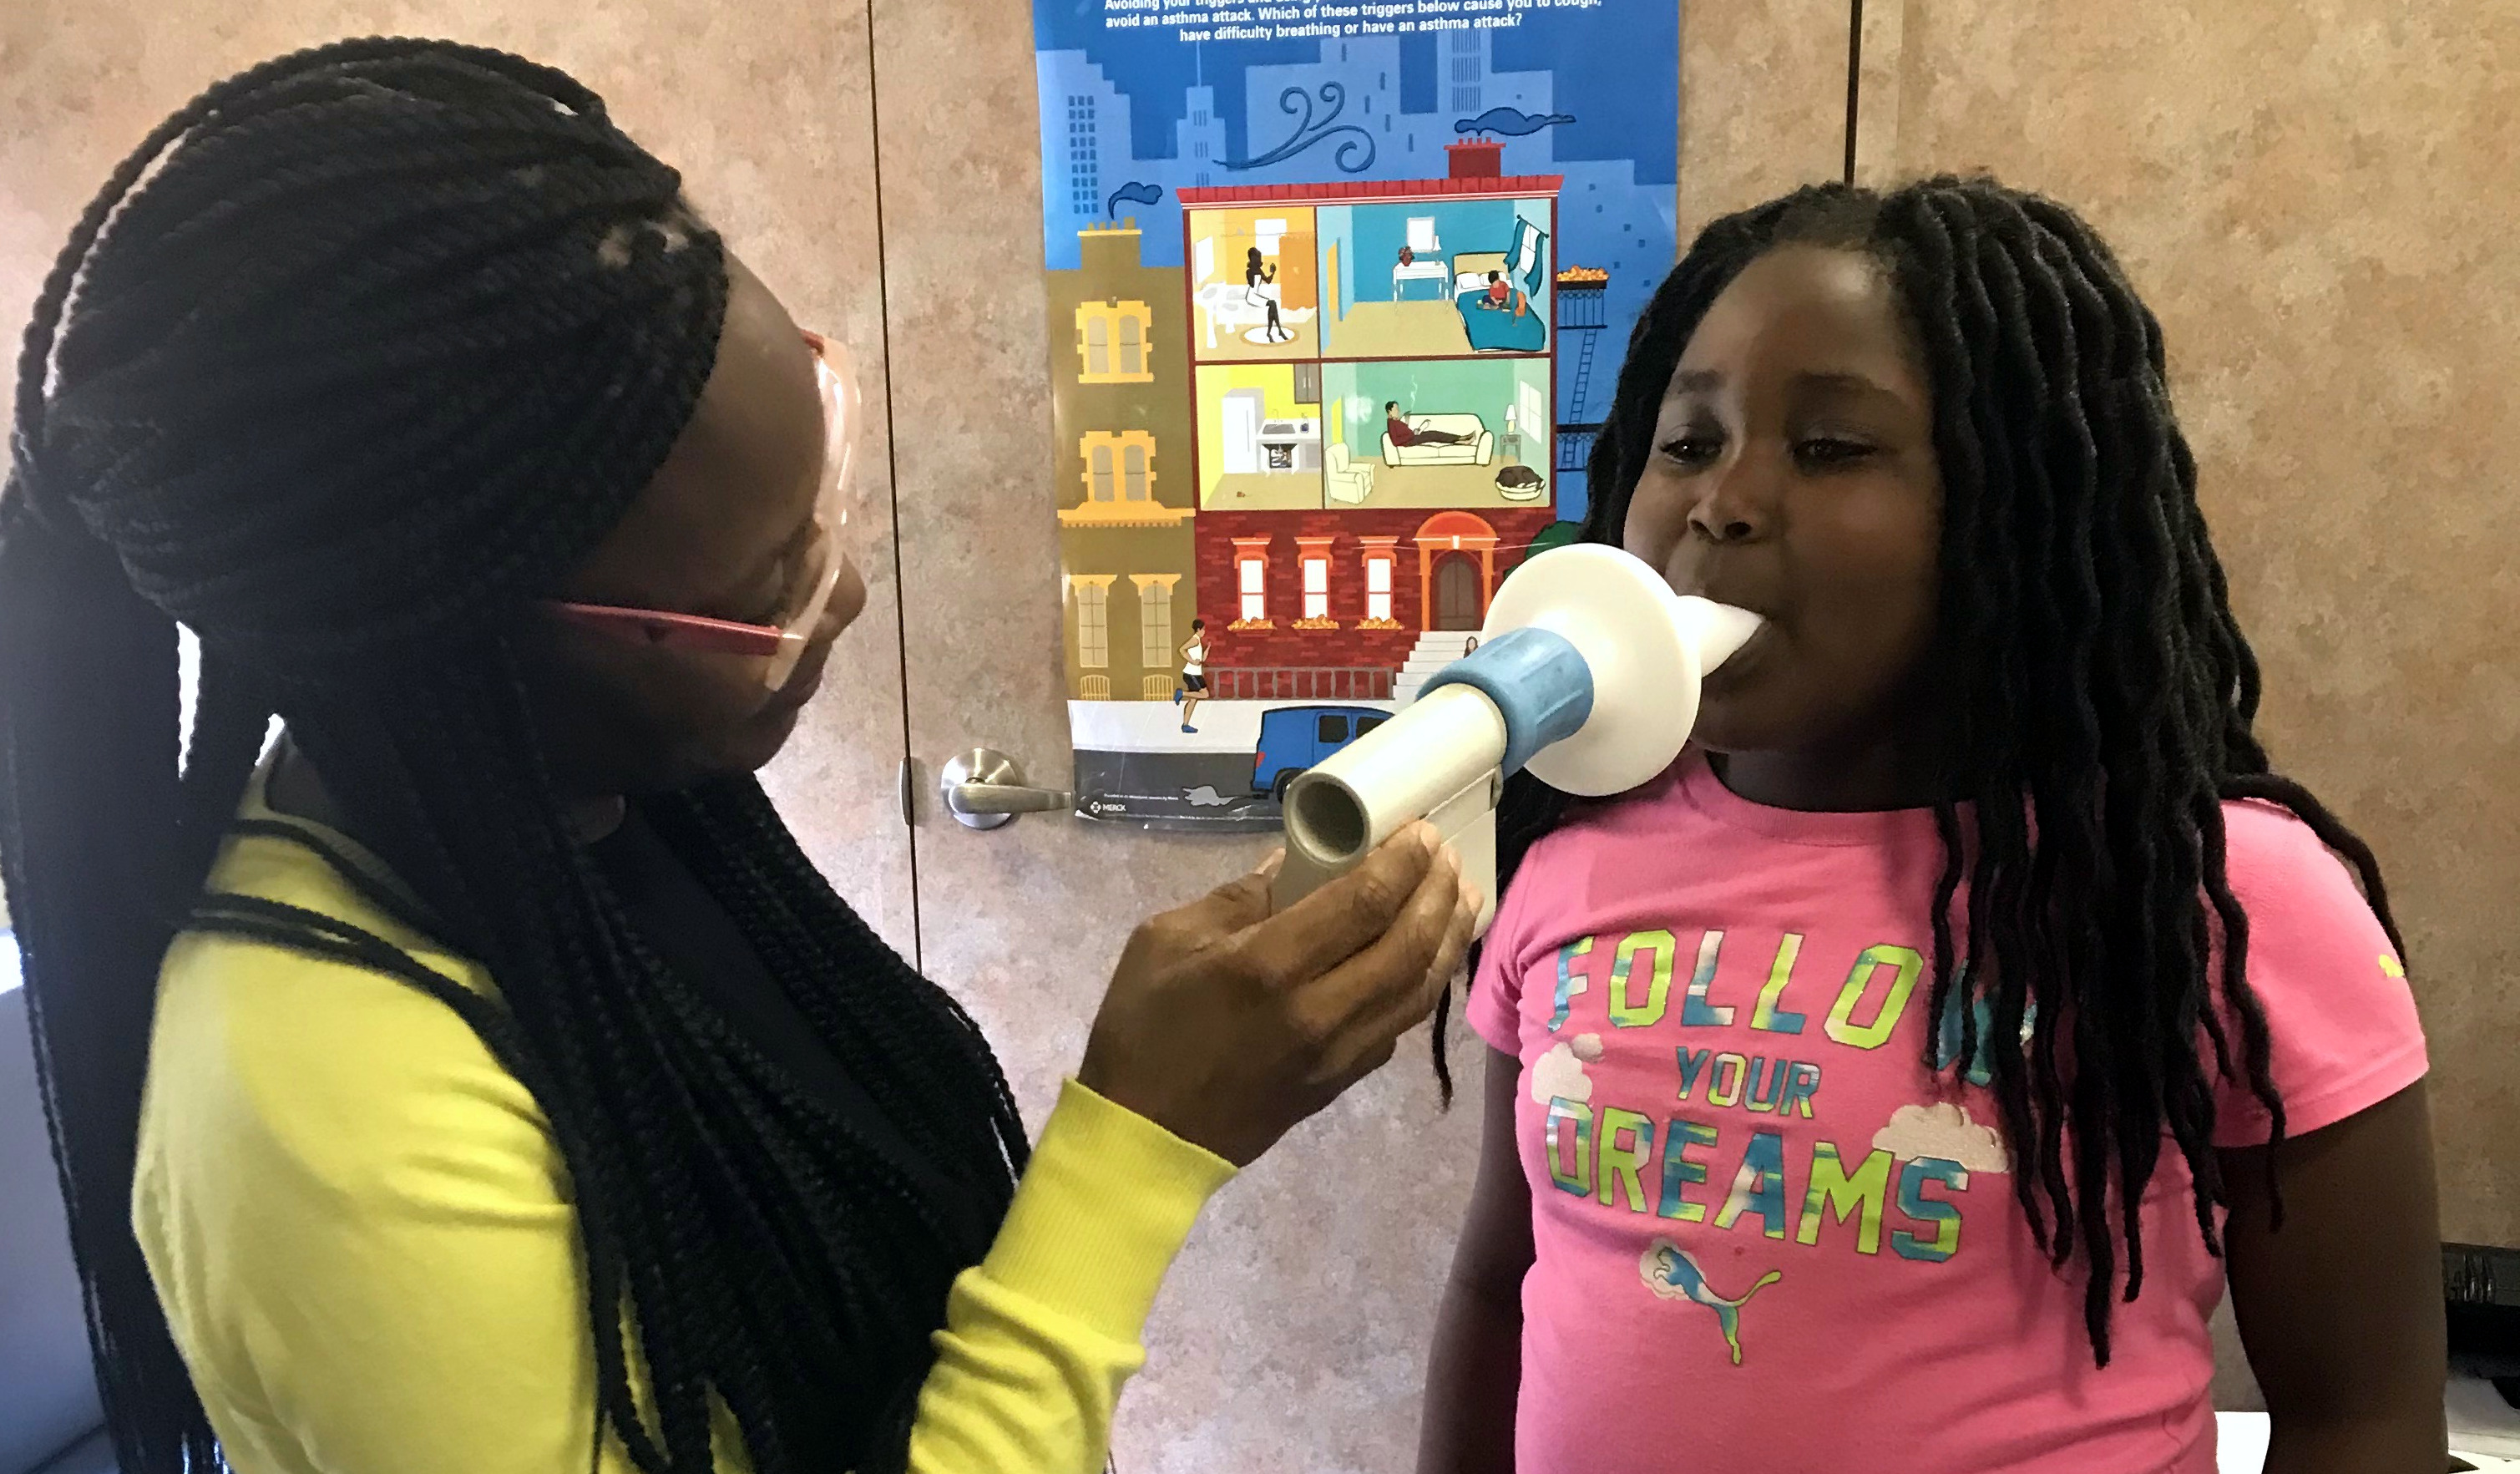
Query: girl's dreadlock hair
xmin=1444 ymin=176 xmax=2405 ymax=1365
xmin=0 ymin=39 xmax=1025 ymax=1474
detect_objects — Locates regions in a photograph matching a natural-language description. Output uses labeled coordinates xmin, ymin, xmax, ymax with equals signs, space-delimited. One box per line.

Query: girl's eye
xmin=1794 ymin=437 xmax=1876 ymax=469
xmin=721 ymin=563 xmax=788 ymax=626
xmin=1659 ymin=433 xmax=1723 ymax=467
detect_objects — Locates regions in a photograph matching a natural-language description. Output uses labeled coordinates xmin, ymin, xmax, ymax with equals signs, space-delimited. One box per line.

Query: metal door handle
xmin=939 ymin=749 xmax=1072 ymax=829
xmin=952 ymin=783 xmax=1071 ymax=815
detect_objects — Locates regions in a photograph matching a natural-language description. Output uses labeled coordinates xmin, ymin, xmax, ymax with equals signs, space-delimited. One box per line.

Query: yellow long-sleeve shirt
xmin=133 ymin=790 xmax=1235 ymax=1472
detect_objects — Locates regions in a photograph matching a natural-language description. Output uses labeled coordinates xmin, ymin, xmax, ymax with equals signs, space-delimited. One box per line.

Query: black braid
xmin=1460 ymin=177 xmax=2406 ymax=1365
xmin=0 ymin=38 xmax=1020 ymax=1474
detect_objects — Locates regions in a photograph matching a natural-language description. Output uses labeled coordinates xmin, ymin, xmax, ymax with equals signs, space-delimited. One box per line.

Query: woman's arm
xmin=907 ymin=1081 xmax=1233 ymax=1471
xmin=2221 ymin=1081 xmax=2447 ymax=1474
xmin=148 ymin=838 xmax=1475 ymax=1474
xmin=1416 ymin=1046 xmax=1532 ymax=1474
xmin=144 ymin=938 xmax=1231 ymax=1474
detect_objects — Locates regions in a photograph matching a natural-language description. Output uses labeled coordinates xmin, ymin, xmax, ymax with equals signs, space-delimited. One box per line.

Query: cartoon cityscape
xmin=1038 ymin=28 xmax=1674 ymax=824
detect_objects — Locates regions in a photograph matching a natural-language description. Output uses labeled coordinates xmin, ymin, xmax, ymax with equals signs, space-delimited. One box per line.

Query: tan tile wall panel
xmin=1680 ymin=0 xmax=1854 ymax=241
xmin=1855 ymin=0 xmax=2520 ymax=1251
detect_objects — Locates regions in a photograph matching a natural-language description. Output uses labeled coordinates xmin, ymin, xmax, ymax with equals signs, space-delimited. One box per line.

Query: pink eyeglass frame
xmin=545 ymin=330 xmax=860 ymax=691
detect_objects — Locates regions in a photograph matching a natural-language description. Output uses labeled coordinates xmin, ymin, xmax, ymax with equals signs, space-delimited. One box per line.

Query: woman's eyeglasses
xmin=544 ymin=330 xmax=861 ymax=691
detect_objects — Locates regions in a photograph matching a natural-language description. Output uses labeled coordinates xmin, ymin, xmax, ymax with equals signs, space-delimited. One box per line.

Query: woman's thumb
xmin=1195 ymin=848 xmax=1283 ymax=932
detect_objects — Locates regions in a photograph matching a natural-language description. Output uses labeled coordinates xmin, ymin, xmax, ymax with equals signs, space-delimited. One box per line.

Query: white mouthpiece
xmin=1681 ymin=596 xmax=1764 ymax=675
xmin=1480 ymin=545 xmax=1763 ymax=798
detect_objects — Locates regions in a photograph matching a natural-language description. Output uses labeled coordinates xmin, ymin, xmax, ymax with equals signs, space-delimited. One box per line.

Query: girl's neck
xmin=1709 ymin=742 xmax=1946 ymax=813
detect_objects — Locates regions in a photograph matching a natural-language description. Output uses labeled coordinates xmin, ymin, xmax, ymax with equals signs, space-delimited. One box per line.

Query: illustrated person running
xmin=1177 ymin=618 xmax=1210 ymax=732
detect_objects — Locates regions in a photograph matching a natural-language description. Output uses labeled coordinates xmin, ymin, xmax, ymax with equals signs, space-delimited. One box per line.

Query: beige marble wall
xmin=0 ymin=0 xmax=917 ymax=947
xmin=1681 ymin=0 xmax=1851 ymax=241
xmin=1855 ymin=0 xmax=2520 ymax=1253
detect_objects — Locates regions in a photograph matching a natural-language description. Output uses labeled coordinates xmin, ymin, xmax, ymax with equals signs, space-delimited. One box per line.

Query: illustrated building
xmin=1180 ymin=143 xmax=1564 ymax=702
xmin=1050 ymin=219 xmax=1198 ymax=702
xmin=1037 ymin=31 xmax=1671 ymax=524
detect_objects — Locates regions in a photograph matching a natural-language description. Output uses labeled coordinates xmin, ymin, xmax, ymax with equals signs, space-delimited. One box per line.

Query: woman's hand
xmin=1079 ymin=823 xmax=1479 ymax=1167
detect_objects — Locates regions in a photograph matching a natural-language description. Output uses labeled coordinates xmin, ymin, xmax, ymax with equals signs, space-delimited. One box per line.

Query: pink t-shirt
xmin=1468 ymin=752 xmax=2426 ymax=1474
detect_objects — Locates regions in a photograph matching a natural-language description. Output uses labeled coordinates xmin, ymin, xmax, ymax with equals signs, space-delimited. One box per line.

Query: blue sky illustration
xmin=1032 ymin=3 xmax=1676 ymax=183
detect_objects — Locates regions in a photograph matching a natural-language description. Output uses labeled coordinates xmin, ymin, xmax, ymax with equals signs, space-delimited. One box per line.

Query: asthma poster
xmin=1035 ymin=0 xmax=1677 ymax=828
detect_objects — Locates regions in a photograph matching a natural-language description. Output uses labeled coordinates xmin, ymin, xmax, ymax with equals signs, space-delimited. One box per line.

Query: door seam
xmin=862 ymin=0 xmax=925 ymax=973
xmin=1844 ymin=0 xmax=1865 ymax=185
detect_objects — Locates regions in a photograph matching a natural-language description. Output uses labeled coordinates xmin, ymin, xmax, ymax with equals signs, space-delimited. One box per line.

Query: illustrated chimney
xmin=1079 ymin=217 xmax=1146 ymax=276
xmin=1446 ymin=138 xmax=1504 ymax=179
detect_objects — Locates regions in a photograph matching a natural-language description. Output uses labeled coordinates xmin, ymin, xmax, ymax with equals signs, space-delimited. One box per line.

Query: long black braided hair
xmin=1440 ymin=176 xmax=2405 ymax=1365
xmin=0 ymin=39 xmax=1025 ymax=1473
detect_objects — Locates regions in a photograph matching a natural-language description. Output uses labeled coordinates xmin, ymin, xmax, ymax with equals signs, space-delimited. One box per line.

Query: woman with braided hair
xmin=1418 ymin=180 xmax=2444 ymax=1473
xmin=0 ymin=38 xmax=1480 ymax=1474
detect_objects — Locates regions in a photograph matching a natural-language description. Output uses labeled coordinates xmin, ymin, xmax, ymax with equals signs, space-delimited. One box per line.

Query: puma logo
xmin=1639 ymin=1240 xmax=1782 ymax=1365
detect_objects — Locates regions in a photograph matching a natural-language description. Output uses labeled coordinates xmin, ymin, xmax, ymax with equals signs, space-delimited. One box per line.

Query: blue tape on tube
xmin=1420 ymin=626 xmax=1593 ymax=777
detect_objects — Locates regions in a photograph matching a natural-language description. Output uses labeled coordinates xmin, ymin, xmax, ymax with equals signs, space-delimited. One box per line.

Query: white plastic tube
xmin=1283 ymin=685 xmax=1505 ymax=867
xmin=1275 ymin=685 xmax=1507 ymax=928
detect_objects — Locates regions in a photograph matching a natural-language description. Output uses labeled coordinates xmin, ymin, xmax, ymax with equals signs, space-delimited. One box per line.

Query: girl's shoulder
xmin=1508 ymin=767 xmax=1684 ymax=875
xmin=2207 ymin=795 xmax=2421 ymax=1145
xmin=2211 ymin=793 xmax=2399 ymax=987
xmin=2215 ymin=794 xmax=2375 ymax=915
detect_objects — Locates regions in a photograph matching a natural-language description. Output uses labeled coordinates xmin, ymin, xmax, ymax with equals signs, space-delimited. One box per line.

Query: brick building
xmin=1192 ymin=506 xmax=1555 ymax=696
xmin=1177 ymin=143 xmax=1566 ymax=702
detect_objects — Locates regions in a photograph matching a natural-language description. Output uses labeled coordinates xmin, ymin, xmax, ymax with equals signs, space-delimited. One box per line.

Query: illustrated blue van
xmin=1252 ymin=705 xmax=1389 ymax=800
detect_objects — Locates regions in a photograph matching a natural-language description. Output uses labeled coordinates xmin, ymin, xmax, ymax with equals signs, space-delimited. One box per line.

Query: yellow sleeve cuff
xmin=977 ymin=1079 xmax=1237 ymax=1344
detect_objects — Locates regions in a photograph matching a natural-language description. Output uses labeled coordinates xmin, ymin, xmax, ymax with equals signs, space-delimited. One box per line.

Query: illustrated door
xmin=860 ymin=1 xmax=1855 ymax=1467
xmin=1433 ymin=555 xmax=1483 ymax=631
xmin=1219 ymin=389 xmax=1263 ymax=475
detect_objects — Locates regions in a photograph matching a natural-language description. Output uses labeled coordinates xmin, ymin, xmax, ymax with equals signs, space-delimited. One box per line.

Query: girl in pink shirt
xmin=1419 ymin=178 xmax=2442 ymax=1474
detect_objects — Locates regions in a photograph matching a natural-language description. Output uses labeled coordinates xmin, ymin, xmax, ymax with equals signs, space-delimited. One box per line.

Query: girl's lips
xmin=1700 ymin=618 xmax=1773 ymax=691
